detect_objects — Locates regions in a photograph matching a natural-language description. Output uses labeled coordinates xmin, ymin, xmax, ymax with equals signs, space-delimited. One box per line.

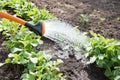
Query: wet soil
xmin=0 ymin=0 xmax=120 ymax=80
xmin=37 ymin=38 xmax=108 ymax=80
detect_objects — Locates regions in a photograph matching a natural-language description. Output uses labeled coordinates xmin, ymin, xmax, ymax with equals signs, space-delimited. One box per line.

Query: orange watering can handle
xmin=0 ymin=11 xmax=26 ymax=25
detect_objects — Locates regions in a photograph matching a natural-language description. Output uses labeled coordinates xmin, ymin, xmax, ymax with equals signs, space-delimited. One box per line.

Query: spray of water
xmin=44 ymin=20 xmax=89 ymax=50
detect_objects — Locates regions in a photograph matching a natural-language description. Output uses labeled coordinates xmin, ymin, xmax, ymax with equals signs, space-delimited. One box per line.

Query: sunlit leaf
xmin=30 ymin=58 xmax=38 ymax=64
xmin=21 ymin=73 xmax=35 ymax=80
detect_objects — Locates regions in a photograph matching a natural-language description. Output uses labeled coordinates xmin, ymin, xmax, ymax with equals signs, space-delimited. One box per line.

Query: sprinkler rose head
xmin=25 ymin=21 xmax=45 ymax=36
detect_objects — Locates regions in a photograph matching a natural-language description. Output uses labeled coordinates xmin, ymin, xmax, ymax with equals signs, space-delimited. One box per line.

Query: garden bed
xmin=0 ymin=0 xmax=120 ymax=80
xmin=31 ymin=0 xmax=120 ymax=80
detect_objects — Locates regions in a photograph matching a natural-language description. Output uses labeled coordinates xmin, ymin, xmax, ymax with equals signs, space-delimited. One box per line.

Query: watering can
xmin=0 ymin=11 xmax=45 ymax=36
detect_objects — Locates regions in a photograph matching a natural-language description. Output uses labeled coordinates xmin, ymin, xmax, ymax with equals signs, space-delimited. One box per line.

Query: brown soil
xmin=0 ymin=64 xmax=24 ymax=80
xmin=31 ymin=0 xmax=120 ymax=80
xmin=0 ymin=34 xmax=24 ymax=80
xmin=0 ymin=33 xmax=8 ymax=62
xmin=29 ymin=0 xmax=120 ymax=39
xmin=0 ymin=0 xmax=120 ymax=80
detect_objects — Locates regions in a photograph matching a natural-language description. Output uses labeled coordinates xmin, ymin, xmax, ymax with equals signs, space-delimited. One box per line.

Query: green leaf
xmin=87 ymin=56 xmax=97 ymax=64
xmin=5 ymin=58 xmax=11 ymax=63
xmin=90 ymin=31 xmax=97 ymax=37
xmin=44 ymin=54 xmax=52 ymax=60
xmin=96 ymin=60 xmax=105 ymax=68
xmin=0 ymin=63 xmax=5 ymax=67
xmin=30 ymin=58 xmax=38 ymax=64
xmin=104 ymin=68 xmax=112 ymax=77
xmin=55 ymin=59 xmax=64 ymax=66
xmin=112 ymin=57 xmax=118 ymax=62
xmin=8 ymin=53 xmax=14 ymax=57
xmin=118 ymin=55 xmax=120 ymax=60
xmin=21 ymin=73 xmax=35 ymax=80
xmin=114 ymin=76 xmax=120 ymax=80
xmin=28 ymin=63 xmax=35 ymax=71
xmin=98 ymin=54 xmax=104 ymax=60
xmin=11 ymin=48 xmax=23 ymax=53
xmin=107 ymin=45 xmax=115 ymax=51
xmin=14 ymin=54 xmax=20 ymax=58
xmin=31 ymin=43 xmax=38 ymax=47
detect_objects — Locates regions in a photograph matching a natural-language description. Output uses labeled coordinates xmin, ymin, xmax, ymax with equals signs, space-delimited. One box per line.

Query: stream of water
xmin=44 ymin=20 xmax=89 ymax=51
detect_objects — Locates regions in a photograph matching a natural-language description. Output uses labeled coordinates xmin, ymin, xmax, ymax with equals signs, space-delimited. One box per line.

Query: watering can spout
xmin=25 ymin=21 xmax=45 ymax=36
xmin=0 ymin=11 xmax=45 ymax=36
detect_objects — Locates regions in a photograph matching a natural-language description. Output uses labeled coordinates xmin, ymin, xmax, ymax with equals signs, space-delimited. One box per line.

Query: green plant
xmin=87 ymin=31 xmax=120 ymax=80
xmin=99 ymin=17 xmax=106 ymax=22
xmin=0 ymin=0 xmax=65 ymax=80
xmin=116 ymin=17 xmax=120 ymax=21
xmin=2 ymin=24 xmax=64 ymax=80
xmin=0 ymin=0 xmax=54 ymax=22
xmin=79 ymin=14 xmax=89 ymax=25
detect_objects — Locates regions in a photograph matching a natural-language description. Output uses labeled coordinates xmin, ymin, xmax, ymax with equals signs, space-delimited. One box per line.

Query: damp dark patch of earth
xmin=37 ymin=37 xmax=108 ymax=80
xmin=0 ymin=0 xmax=120 ymax=80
